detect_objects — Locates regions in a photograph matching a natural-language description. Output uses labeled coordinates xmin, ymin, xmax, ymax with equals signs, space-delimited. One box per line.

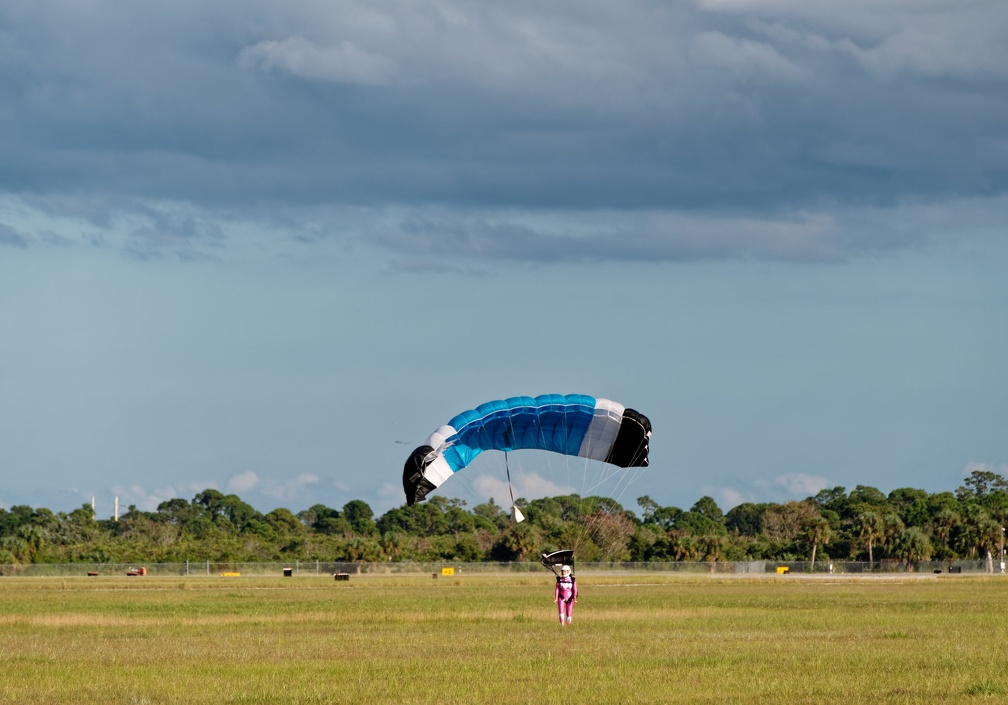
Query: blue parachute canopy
xmin=403 ymin=394 xmax=651 ymax=506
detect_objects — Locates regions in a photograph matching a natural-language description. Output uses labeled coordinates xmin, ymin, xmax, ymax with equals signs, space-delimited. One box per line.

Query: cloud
xmin=2 ymin=0 xmax=1006 ymax=264
xmin=690 ymin=31 xmax=807 ymax=83
xmin=372 ymin=205 xmax=928 ymax=264
xmin=710 ymin=472 xmax=831 ymax=510
xmin=962 ymin=461 xmax=1008 ymax=478
xmin=774 ymin=473 xmax=830 ymax=498
xmin=238 ymin=37 xmax=396 ymax=85
xmin=226 ymin=471 xmax=321 ymax=504
xmin=125 ymin=207 xmax=226 ymax=262
xmin=9 ymin=187 xmax=1004 ymax=267
xmin=472 ymin=472 xmax=573 ymax=506
xmin=376 ymin=481 xmax=405 ymax=505
xmin=834 ymin=18 xmax=1008 ymax=81
xmin=0 ymin=223 xmax=28 ymax=249
xmin=100 ymin=473 xmax=322 ymax=515
xmin=246 ymin=473 xmax=321 ymax=503
xmin=385 ymin=258 xmax=487 ymax=277
xmin=107 ymin=481 xmax=220 ymax=514
xmin=708 ymin=486 xmax=750 ymax=511
xmin=227 ymin=471 xmax=260 ymax=494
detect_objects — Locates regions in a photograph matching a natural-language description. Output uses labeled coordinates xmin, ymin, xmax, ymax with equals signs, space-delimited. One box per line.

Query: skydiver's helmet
xmin=561 ymin=565 xmax=571 ymax=576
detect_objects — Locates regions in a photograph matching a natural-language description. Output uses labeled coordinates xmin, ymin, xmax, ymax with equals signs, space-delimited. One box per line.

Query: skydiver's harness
xmin=556 ymin=575 xmax=576 ymax=603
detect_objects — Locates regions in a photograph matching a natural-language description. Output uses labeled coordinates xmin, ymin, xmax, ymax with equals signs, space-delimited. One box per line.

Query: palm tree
xmin=698 ymin=534 xmax=727 ymax=567
xmin=978 ymin=517 xmax=1002 ymax=573
xmin=930 ymin=508 xmax=960 ymax=559
xmin=880 ymin=513 xmax=906 ymax=560
xmin=0 ymin=535 xmax=29 ymax=563
xmin=806 ymin=517 xmax=832 ymax=572
xmin=956 ymin=504 xmax=1000 ymax=570
xmin=19 ymin=524 xmax=47 ymax=562
xmin=855 ymin=511 xmax=884 ymax=566
xmin=672 ymin=534 xmax=702 ymax=561
xmin=892 ymin=527 xmax=933 ymax=571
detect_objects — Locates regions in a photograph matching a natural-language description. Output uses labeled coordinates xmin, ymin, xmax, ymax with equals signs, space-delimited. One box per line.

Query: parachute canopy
xmin=542 ymin=549 xmax=575 ymax=576
xmin=403 ymin=394 xmax=651 ymax=507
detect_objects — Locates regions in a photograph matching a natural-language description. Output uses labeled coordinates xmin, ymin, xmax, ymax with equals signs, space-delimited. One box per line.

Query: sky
xmin=1 ymin=0 xmax=1006 ymax=520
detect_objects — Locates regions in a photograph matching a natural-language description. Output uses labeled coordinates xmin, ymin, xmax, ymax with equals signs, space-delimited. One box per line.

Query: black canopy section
xmin=542 ymin=549 xmax=575 ymax=576
xmin=402 ymin=445 xmax=436 ymax=507
xmin=605 ymin=408 xmax=652 ymax=468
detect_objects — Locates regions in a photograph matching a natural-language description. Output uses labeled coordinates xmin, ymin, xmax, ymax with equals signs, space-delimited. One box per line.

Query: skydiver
xmin=553 ymin=564 xmax=577 ymax=625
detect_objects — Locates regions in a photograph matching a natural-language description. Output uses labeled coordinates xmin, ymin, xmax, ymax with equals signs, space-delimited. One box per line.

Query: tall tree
xmin=930 ymin=508 xmax=960 ymax=560
xmin=806 ymin=516 xmax=832 ymax=572
xmin=342 ymin=500 xmax=377 ymax=535
xmin=725 ymin=503 xmax=768 ymax=536
xmin=956 ymin=470 xmax=1008 ymax=503
xmin=892 ymin=527 xmax=933 ymax=570
xmin=761 ymin=501 xmax=817 ymax=543
xmin=855 ymin=511 xmax=884 ymax=565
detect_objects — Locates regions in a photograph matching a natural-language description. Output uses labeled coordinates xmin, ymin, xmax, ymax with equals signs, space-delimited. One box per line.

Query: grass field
xmin=1 ymin=572 xmax=1006 ymax=704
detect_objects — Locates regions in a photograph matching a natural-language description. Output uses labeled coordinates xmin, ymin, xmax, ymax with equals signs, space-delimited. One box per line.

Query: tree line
xmin=1 ymin=470 xmax=1006 ymax=568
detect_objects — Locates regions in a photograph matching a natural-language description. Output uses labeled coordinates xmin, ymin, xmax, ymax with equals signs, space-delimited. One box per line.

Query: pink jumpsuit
xmin=554 ymin=575 xmax=577 ymax=624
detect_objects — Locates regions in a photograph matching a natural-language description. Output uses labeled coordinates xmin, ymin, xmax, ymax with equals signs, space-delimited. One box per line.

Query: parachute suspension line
xmin=504 ymin=450 xmax=525 ymax=523
xmin=504 ymin=451 xmax=515 ymax=508
xmin=569 ymin=457 xmax=592 ymax=559
xmin=556 ymin=411 xmax=586 ymax=556
xmin=576 ymin=409 xmax=610 ymax=557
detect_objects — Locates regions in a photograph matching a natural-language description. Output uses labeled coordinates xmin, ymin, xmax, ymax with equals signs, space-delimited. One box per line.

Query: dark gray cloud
xmin=1 ymin=0 xmax=1006 ymax=261
xmin=370 ymin=204 xmax=934 ymax=264
xmin=0 ymin=223 xmax=28 ymax=248
xmin=125 ymin=207 xmax=226 ymax=262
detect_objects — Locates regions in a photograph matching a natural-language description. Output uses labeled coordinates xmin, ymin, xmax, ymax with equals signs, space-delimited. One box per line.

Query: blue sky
xmin=1 ymin=0 xmax=1006 ymax=518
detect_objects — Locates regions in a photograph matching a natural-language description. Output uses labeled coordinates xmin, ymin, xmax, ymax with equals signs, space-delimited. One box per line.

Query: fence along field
xmin=1 ymin=573 xmax=1006 ymax=704
xmin=0 ymin=557 xmax=1001 ymax=577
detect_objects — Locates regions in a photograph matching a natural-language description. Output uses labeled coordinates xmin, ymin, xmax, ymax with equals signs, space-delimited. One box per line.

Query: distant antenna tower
xmin=115 ymin=496 xmax=119 ymax=522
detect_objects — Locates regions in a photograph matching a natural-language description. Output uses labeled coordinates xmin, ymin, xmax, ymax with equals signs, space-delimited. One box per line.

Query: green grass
xmin=1 ymin=573 xmax=1006 ymax=704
